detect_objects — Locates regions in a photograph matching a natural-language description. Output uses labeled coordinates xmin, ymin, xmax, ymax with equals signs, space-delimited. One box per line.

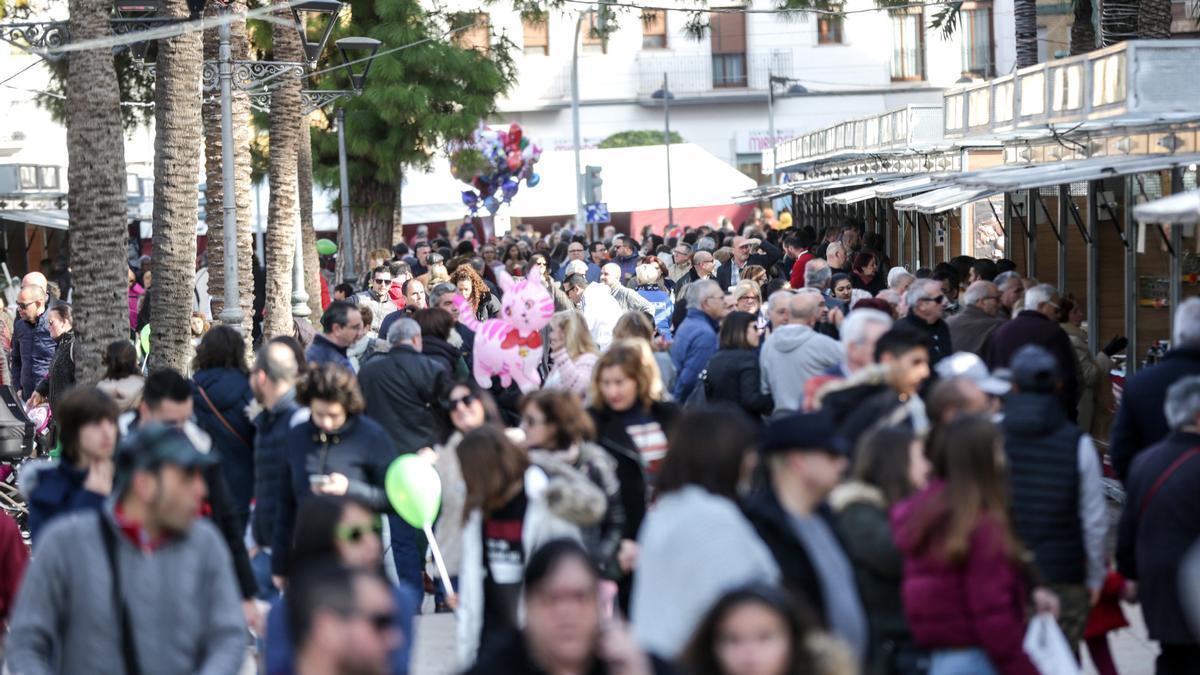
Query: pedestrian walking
xmin=671 ymin=280 xmax=723 ymax=402
xmin=97 ymin=340 xmax=144 ymax=413
xmin=190 ymin=325 xmax=256 ymax=526
xmin=285 ymin=563 xmax=401 ymax=675
xmin=544 ymin=310 xmax=600 ymax=400
xmin=704 ymin=311 xmax=774 ymax=419
xmin=28 ymin=303 xmax=74 ymax=418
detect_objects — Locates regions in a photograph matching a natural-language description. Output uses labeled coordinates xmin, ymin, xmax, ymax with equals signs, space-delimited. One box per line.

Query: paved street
xmin=410 ymin=603 xmax=1160 ymax=675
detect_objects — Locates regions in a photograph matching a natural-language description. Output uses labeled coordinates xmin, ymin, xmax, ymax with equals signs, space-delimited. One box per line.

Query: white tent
xmin=1134 ymin=189 xmax=1200 ymax=226
xmin=399 ymin=143 xmax=757 ymax=225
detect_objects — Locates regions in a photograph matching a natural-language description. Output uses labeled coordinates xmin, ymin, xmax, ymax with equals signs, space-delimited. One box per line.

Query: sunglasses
xmin=919 ymin=295 xmax=946 ymax=305
xmin=16 ymin=301 xmax=34 ymax=310
xmin=448 ymin=392 xmax=477 ymax=409
xmin=354 ymin=610 xmax=396 ymax=633
xmin=374 ymin=277 xmax=391 ymax=284
xmin=335 ymin=518 xmax=383 ymax=543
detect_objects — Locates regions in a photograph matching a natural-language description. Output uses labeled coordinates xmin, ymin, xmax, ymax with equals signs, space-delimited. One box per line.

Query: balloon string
xmin=424 ymin=523 xmax=457 ymax=605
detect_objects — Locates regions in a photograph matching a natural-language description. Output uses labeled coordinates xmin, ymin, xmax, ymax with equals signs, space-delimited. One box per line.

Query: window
xmin=961 ymin=6 xmax=993 ymax=76
xmin=710 ymin=12 xmax=746 ymax=87
xmin=582 ymin=12 xmax=606 ymax=54
xmin=817 ymin=14 xmax=844 ymax=44
xmin=455 ymin=13 xmax=490 ymax=54
xmin=890 ymin=10 xmax=924 ymax=81
xmin=523 ymin=17 xmax=548 ymax=55
xmin=642 ymin=9 xmax=667 ymax=49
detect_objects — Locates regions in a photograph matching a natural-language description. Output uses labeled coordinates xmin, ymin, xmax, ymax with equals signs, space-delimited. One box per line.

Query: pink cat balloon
xmin=453 ymin=269 xmax=554 ymax=392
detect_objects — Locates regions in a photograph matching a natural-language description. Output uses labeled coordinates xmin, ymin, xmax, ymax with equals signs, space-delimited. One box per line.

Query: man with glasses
xmin=554 ymin=241 xmax=600 ymax=283
xmin=11 ymin=286 xmax=56 ymax=401
xmin=676 ymin=250 xmax=717 ymax=300
xmin=288 ymin=564 xmax=402 ymax=675
xmin=353 ymin=266 xmax=396 ymax=332
xmin=670 ymin=280 xmax=725 ymax=402
xmin=986 ymin=283 xmax=1079 ymax=420
xmin=665 ymin=242 xmax=694 ymax=283
xmin=946 ymin=280 xmax=1006 ymax=357
xmin=899 ymin=279 xmax=954 ymax=366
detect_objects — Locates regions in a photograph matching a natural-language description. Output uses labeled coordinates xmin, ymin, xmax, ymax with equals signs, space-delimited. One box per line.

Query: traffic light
xmin=584 ymin=165 xmax=603 ymax=205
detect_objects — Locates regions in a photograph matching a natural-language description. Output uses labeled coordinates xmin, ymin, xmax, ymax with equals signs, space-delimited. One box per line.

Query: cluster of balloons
xmin=451 ymin=122 xmax=542 ymax=216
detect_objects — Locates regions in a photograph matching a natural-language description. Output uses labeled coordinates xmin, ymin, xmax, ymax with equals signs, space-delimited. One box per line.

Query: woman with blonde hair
xmin=588 ymin=339 xmax=680 ymax=612
xmin=543 ymin=310 xmax=599 ymax=399
xmin=613 ymin=312 xmax=674 ymax=396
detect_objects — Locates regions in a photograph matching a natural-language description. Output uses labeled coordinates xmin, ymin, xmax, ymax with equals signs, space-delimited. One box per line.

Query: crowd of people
xmin=1 ymin=212 xmax=1199 ymax=675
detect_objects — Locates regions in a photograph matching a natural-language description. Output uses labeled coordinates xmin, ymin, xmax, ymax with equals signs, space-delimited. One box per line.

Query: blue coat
xmin=11 ymin=310 xmax=55 ymax=398
xmin=24 ymin=461 xmax=105 ymax=544
xmin=264 ymin=582 xmax=419 ymax=675
xmin=251 ymin=389 xmax=304 ymax=548
xmin=192 ymin=368 xmax=256 ymax=524
xmin=1110 ymin=347 xmax=1200 ymax=482
xmin=305 ymin=333 xmax=353 ymax=372
xmin=670 ymin=308 xmax=718 ymax=402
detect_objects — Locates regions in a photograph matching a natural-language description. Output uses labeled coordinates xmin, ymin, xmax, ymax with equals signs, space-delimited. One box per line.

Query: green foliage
xmin=599 ymin=129 xmax=684 ymax=149
xmin=307 ymin=0 xmax=517 ymax=196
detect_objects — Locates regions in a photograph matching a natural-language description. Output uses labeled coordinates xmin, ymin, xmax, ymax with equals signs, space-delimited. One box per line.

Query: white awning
xmin=1134 ymin=189 xmax=1200 ymax=225
xmin=945 ymin=153 xmax=1200 ymax=192
xmin=873 ymin=175 xmax=939 ymax=199
xmin=824 ymin=174 xmax=916 ymax=205
xmin=894 ymin=185 xmax=1000 ymax=214
xmin=0 ymin=209 xmax=70 ymax=230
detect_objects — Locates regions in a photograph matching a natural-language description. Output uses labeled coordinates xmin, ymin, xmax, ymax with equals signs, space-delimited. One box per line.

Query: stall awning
xmin=0 ymin=209 xmax=70 ymax=230
xmin=824 ymin=174 xmax=916 ymax=205
xmin=1134 ymin=189 xmax=1200 ymax=225
xmin=894 ymin=185 xmax=1000 ymax=214
xmin=733 ymin=182 xmax=801 ymax=204
xmin=944 ymin=153 xmax=1200 ymax=192
xmin=872 ymin=176 xmax=940 ymax=199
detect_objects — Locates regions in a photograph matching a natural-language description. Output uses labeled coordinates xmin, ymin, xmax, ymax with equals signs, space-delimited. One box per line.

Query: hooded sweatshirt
xmin=759 ymin=324 xmax=841 ymax=413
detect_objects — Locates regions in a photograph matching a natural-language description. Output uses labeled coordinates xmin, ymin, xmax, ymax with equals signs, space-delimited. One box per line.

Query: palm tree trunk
xmin=263 ymin=9 xmax=303 ymax=339
xmin=65 ymin=0 xmax=129 ymax=385
xmin=203 ymin=0 xmax=255 ymax=337
xmin=1136 ymin=0 xmax=1172 ymax=36
xmin=297 ymin=121 xmax=323 ymax=318
xmin=350 ymin=179 xmax=396 ymax=277
xmin=147 ymin=0 xmax=203 ymax=373
xmin=1070 ymin=0 xmax=1096 ymax=54
xmin=1014 ymin=0 xmax=1039 ymax=68
xmin=1101 ymin=0 xmax=1139 ymax=44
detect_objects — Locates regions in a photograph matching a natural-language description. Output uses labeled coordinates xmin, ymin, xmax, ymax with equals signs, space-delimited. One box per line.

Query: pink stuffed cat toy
xmin=453 ymin=269 xmax=554 ymax=392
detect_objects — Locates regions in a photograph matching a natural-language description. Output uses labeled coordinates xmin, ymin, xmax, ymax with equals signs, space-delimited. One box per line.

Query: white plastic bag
xmin=1022 ymin=612 xmax=1080 ymax=675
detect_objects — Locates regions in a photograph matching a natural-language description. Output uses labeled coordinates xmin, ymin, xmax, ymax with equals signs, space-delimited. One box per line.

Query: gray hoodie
xmin=760 ymin=323 xmax=842 ymax=413
xmin=6 ymin=505 xmax=247 ymax=675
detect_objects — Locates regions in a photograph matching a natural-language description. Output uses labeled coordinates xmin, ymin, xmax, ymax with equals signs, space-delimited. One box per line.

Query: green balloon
xmin=386 ymin=455 xmax=442 ymax=528
xmin=316 ymin=238 xmax=338 ymax=256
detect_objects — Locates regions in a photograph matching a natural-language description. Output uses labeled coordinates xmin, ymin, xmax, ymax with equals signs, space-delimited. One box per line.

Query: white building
xmin=471 ymin=0 xmax=1018 ymax=181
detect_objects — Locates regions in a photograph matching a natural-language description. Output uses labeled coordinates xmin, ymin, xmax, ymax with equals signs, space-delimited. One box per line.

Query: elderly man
xmin=994 ymin=270 xmax=1024 ymax=318
xmin=1117 ymin=375 xmax=1200 ymax=673
xmin=946 ymin=280 xmax=1006 ymax=357
xmin=766 ymin=289 xmax=794 ymax=333
xmin=11 ymin=286 xmax=56 ymax=400
xmin=717 ymin=234 xmax=779 ymax=291
xmin=802 ymin=308 xmax=893 ymax=410
xmin=555 ymin=241 xmax=600 ymax=282
xmin=600 ymin=263 xmax=654 ymax=316
xmin=676 ymin=250 xmax=717 ymax=299
xmin=670 ymin=279 xmax=724 ymax=402
xmin=804 ymin=259 xmax=843 ymax=339
xmin=898 ymin=279 xmax=953 ymax=365
xmin=760 ymin=289 xmax=842 ymax=414
xmin=886 ymin=268 xmax=915 ymax=296
xmin=665 ymin=242 xmax=694 ymax=282
xmin=985 ymin=283 xmax=1078 ymax=421
xmin=826 ymin=241 xmax=849 ymax=275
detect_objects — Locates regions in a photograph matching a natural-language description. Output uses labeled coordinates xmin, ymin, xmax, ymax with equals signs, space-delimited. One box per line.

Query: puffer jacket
xmin=456 ymin=463 xmax=606 ymax=668
xmin=670 ymin=308 xmax=718 ymax=402
xmin=831 ymin=481 xmax=914 ymax=675
xmin=530 ymin=443 xmax=624 ymax=578
xmin=11 ymin=309 xmax=55 ymax=399
xmin=251 ymin=388 xmax=305 ymax=548
xmin=97 ymin=374 xmax=144 ymax=413
xmin=891 ymin=481 xmax=1037 ymax=675
xmin=705 ymin=347 xmax=773 ymax=419
xmin=192 ymin=368 xmax=255 ymax=524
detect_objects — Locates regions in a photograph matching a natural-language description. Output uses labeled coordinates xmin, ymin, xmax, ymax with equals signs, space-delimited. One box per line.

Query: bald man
xmin=600 ymin=262 xmax=654 ymax=316
xmin=759 ymin=290 xmax=842 ymax=413
xmin=11 ymin=286 xmax=56 ymax=399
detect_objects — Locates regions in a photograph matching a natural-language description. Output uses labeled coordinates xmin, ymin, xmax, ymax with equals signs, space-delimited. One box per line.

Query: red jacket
xmin=0 ymin=512 xmax=28 ymax=624
xmin=891 ymin=482 xmax=1037 ymax=675
xmin=788 ymin=251 xmax=815 ymax=289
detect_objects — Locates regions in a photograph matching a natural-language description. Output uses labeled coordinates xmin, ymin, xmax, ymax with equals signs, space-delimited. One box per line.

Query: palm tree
xmin=263 ymin=6 xmax=302 ymax=339
xmin=1069 ymin=0 xmax=1096 ymax=54
xmin=1014 ymin=0 xmax=1039 ymax=67
xmin=203 ymin=0 xmax=256 ymax=337
xmin=1136 ymin=0 xmax=1172 ymax=37
xmin=297 ymin=120 xmax=324 ymax=318
xmin=65 ymin=0 xmax=131 ymax=385
xmin=147 ymin=0 xmax=203 ymax=373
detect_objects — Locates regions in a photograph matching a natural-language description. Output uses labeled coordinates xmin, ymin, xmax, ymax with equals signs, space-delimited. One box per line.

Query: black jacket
xmin=715 ymin=241 xmax=782 ymax=291
xmin=1110 ymin=347 xmax=1200 ymax=482
xmin=589 ymin=402 xmax=679 ymax=540
xmin=35 ymin=330 xmax=75 ymax=414
xmin=271 ymin=415 xmax=396 ymax=575
xmin=898 ymin=314 xmax=953 ymax=366
xmin=1116 ymin=429 xmax=1200 ymax=644
xmin=251 ymin=389 xmax=302 ymax=548
xmin=1002 ymin=393 xmax=1085 ymax=584
xmin=704 ymin=348 xmax=774 ymax=419
xmin=985 ymin=311 xmax=1078 ymax=422
xmin=192 ymin=368 xmax=255 ymax=525
xmin=421 ymin=335 xmax=466 ymax=380
xmin=357 ymin=345 xmax=452 ymax=454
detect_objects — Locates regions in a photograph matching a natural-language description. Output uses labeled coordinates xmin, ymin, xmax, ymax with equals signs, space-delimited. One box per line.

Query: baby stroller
xmin=0 ymin=385 xmax=39 ymax=538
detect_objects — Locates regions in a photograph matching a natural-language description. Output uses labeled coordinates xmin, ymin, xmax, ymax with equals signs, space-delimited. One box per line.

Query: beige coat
xmin=1061 ymin=322 xmax=1113 ymax=440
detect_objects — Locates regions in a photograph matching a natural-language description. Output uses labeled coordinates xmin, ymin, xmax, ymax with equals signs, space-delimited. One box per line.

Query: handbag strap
xmin=1138 ymin=446 xmax=1200 ymax=518
xmin=196 ymin=384 xmax=250 ymax=447
xmin=99 ymin=514 xmax=144 ymax=675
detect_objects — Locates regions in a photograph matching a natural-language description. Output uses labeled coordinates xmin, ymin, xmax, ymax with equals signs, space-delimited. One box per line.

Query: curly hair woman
xmin=450 ymin=264 xmax=498 ymax=321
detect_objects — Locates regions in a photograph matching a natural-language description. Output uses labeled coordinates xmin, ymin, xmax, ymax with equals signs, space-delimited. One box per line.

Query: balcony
xmin=635 ymin=50 xmax=796 ymax=96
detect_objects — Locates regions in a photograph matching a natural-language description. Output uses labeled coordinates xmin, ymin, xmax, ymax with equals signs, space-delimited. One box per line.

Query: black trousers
xmin=1157 ymin=643 xmax=1200 ymax=675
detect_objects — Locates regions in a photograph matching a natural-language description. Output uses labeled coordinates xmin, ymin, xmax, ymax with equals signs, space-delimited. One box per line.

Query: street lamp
xmin=766 ymin=74 xmax=807 ymax=186
xmin=652 ymin=74 xmax=674 ymax=230
xmin=210 ymin=0 xmax=345 ymax=328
